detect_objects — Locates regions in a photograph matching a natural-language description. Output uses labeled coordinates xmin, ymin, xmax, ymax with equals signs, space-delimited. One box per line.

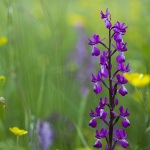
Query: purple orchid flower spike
xmin=114 ymin=129 xmax=129 ymax=148
xmin=88 ymin=8 xmax=130 ymax=149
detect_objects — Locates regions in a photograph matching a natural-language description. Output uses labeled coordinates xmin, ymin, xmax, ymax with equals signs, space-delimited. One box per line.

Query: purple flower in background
xmin=114 ymin=129 xmax=129 ymax=148
xmin=36 ymin=119 xmax=53 ymax=150
xmin=88 ymin=8 xmax=130 ymax=149
xmin=68 ymin=25 xmax=95 ymax=95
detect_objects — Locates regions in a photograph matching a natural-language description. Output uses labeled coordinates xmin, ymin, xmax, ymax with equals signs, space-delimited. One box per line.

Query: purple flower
xmin=91 ymin=71 xmax=102 ymax=83
xmin=116 ymin=78 xmax=128 ymax=96
xmin=116 ymin=52 xmax=125 ymax=63
xmin=100 ymin=8 xmax=112 ymax=29
xmin=36 ymin=119 xmax=53 ymax=150
xmin=117 ymin=63 xmax=130 ymax=73
xmin=116 ymin=42 xmax=127 ymax=52
xmin=105 ymin=19 xmax=112 ymax=29
xmin=88 ymin=8 xmax=130 ymax=149
xmin=94 ymin=128 xmax=109 ymax=148
xmin=114 ymin=129 xmax=129 ymax=148
xmin=92 ymin=47 xmax=100 ymax=56
xmin=88 ymin=34 xmax=104 ymax=45
xmin=100 ymin=51 xmax=108 ymax=65
xmin=122 ymin=117 xmax=130 ymax=128
xmin=89 ymin=118 xmax=97 ymax=128
xmin=114 ymin=33 xmax=122 ymax=42
xmin=118 ymin=85 xmax=128 ymax=96
xmin=100 ymin=65 xmax=109 ymax=78
xmin=112 ymin=106 xmax=130 ymax=128
xmin=119 ymin=106 xmax=130 ymax=117
xmin=100 ymin=8 xmax=110 ymax=19
xmin=91 ymin=73 xmax=97 ymax=83
xmin=89 ymin=106 xmax=108 ymax=120
xmin=89 ymin=97 xmax=108 ymax=128
xmin=93 ymin=82 xmax=102 ymax=94
xmin=116 ymin=74 xmax=128 ymax=85
xmin=99 ymin=97 xmax=107 ymax=109
xmin=113 ymin=22 xmax=128 ymax=34
xmin=95 ymin=128 xmax=109 ymax=139
xmin=68 ymin=25 xmax=94 ymax=95
xmin=94 ymin=140 xmax=102 ymax=148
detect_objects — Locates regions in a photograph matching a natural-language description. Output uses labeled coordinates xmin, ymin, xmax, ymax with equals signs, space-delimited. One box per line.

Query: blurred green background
xmin=0 ymin=0 xmax=150 ymax=149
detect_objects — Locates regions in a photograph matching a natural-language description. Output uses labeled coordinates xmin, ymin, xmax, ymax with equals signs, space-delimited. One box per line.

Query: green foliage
xmin=0 ymin=0 xmax=149 ymax=149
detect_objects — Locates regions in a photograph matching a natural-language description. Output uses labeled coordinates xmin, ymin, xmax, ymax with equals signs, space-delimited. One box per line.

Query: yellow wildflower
xmin=124 ymin=73 xmax=150 ymax=87
xmin=0 ymin=37 xmax=8 ymax=46
xmin=9 ymin=127 xmax=28 ymax=136
xmin=68 ymin=13 xmax=85 ymax=27
xmin=0 ymin=75 xmax=6 ymax=83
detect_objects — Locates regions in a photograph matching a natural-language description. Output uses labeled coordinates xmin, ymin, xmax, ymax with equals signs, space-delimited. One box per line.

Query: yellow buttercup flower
xmin=0 ymin=37 xmax=8 ymax=46
xmin=124 ymin=73 xmax=150 ymax=87
xmin=9 ymin=127 xmax=28 ymax=136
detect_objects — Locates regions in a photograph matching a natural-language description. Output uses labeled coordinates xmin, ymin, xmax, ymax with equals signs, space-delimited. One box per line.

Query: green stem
xmin=108 ymin=28 xmax=114 ymax=150
xmin=16 ymin=135 xmax=19 ymax=147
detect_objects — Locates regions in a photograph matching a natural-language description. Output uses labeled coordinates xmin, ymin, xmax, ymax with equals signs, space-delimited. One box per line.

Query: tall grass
xmin=0 ymin=0 xmax=149 ymax=149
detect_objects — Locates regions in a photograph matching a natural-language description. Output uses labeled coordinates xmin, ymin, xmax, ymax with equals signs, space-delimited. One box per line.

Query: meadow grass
xmin=0 ymin=0 xmax=150 ymax=149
